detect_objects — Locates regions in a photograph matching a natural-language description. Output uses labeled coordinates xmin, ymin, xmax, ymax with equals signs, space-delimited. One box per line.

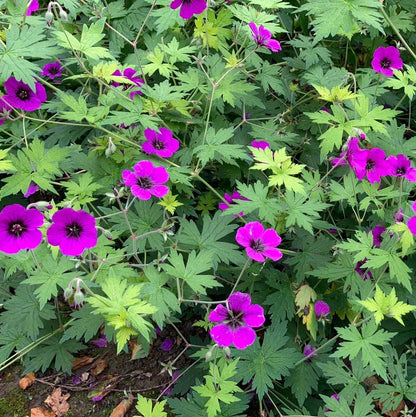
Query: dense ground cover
xmin=1 ymin=0 xmax=416 ymax=416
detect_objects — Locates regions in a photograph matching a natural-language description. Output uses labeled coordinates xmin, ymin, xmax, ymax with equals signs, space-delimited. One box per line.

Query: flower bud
xmin=63 ymin=286 xmax=74 ymax=301
xmin=223 ymin=346 xmax=231 ymax=359
xmin=205 ymin=350 xmax=213 ymax=361
xmin=34 ymin=201 xmax=53 ymax=211
xmin=73 ymin=290 xmax=84 ymax=308
xmin=59 ymin=9 xmax=68 ymax=21
xmin=45 ymin=10 xmax=54 ymax=25
xmin=102 ymin=229 xmax=113 ymax=240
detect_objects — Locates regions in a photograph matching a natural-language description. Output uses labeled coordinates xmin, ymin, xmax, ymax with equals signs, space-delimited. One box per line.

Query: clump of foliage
xmin=1 ymin=0 xmax=416 ymax=416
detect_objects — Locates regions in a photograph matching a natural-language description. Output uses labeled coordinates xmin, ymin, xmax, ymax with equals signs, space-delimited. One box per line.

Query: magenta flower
xmin=41 ymin=61 xmax=64 ymax=79
xmin=218 ymin=191 xmax=249 ymax=217
xmin=142 ymin=127 xmax=179 ymax=158
xmin=386 ymin=154 xmax=416 ymax=181
xmin=209 ymin=292 xmax=265 ymax=350
xmin=371 ymin=46 xmax=403 ymax=77
xmin=350 ymin=147 xmax=387 ymax=183
xmin=170 ymin=0 xmax=207 ymax=19
xmin=408 ymin=217 xmax=416 ymax=235
xmin=0 ymin=98 xmax=12 ymax=126
xmin=394 ymin=209 xmax=404 ymax=223
xmin=47 ymin=208 xmax=98 ymax=256
xmin=0 ymin=204 xmax=43 ymax=254
xmin=92 ymin=334 xmax=108 ymax=348
xmin=370 ymin=225 xmax=386 ymax=247
xmin=251 ymin=140 xmax=270 ymax=150
xmin=236 ymin=221 xmax=283 ymax=262
xmin=315 ymin=300 xmax=330 ymax=319
xmin=3 ymin=77 xmax=47 ymax=111
xmin=248 ymin=23 xmax=281 ymax=53
xmin=355 ymin=259 xmax=373 ymax=281
xmin=122 ymin=160 xmax=169 ymax=200
xmin=111 ymin=68 xmax=144 ymax=99
xmin=26 ymin=0 xmax=39 ymax=15
xmin=303 ymin=344 xmax=317 ymax=361
xmin=24 ymin=181 xmax=39 ymax=198
xmin=332 ymin=137 xmax=364 ymax=167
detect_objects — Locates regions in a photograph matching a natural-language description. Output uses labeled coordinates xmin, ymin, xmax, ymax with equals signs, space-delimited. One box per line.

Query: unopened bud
xmin=205 ymin=350 xmax=213 ymax=361
xmin=59 ymin=9 xmax=68 ymax=21
xmin=105 ymin=139 xmax=117 ymax=158
xmin=223 ymin=346 xmax=231 ymax=359
xmin=73 ymin=291 xmax=84 ymax=308
xmin=64 ymin=287 xmax=74 ymax=301
xmin=102 ymin=229 xmax=113 ymax=240
xmin=45 ymin=11 xmax=54 ymax=25
xmin=34 ymin=201 xmax=53 ymax=211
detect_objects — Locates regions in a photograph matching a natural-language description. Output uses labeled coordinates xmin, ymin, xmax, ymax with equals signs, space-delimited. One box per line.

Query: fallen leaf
xmin=89 ymin=375 xmax=120 ymax=402
xmin=19 ymin=372 xmax=36 ymax=390
xmin=377 ymin=398 xmax=405 ymax=417
xmin=110 ymin=395 xmax=134 ymax=417
xmin=44 ymin=388 xmax=71 ymax=417
xmin=91 ymin=359 xmax=108 ymax=376
xmin=30 ymin=406 xmax=56 ymax=417
xmin=72 ymin=356 xmax=94 ymax=371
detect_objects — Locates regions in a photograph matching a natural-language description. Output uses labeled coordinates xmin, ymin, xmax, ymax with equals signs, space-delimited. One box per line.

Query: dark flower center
xmin=249 ymin=238 xmax=265 ymax=252
xmin=17 ymin=88 xmax=31 ymax=101
xmin=152 ymin=139 xmax=166 ymax=150
xmin=48 ymin=66 xmax=60 ymax=75
xmin=227 ymin=311 xmax=244 ymax=329
xmin=396 ymin=167 xmax=406 ymax=175
xmin=366 ymin=159 xmax=376 ymax=171
xmin=137 ymin=176 xmax=154 ymax=189
xmin=66 ymin=222 xmax=83 ymax=238
xmin=380 ymin=58 xmax=391 ymax=69
xmin=8 ymin=221 xmax=26 ymax=237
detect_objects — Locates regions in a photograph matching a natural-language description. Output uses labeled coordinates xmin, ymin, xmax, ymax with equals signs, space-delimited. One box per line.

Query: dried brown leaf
xmin=30 ymin=406 xmax=56 ymax=417
xmin=71 ymin=356 xmax=94 ymax=371
xmin=91 ymin=359 xmax=108 ymax=376
xmin=44 ymin=388 xmax=71 ymax=417
xmin=109 ymin=395 xmax=134 ymax=417
xmin=19 ymin=372 xmax=36 ymax=390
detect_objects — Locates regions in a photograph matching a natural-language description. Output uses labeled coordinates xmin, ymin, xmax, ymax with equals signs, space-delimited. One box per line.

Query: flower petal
xmin=210 ymin=324 xmax=233 ymax=347
xmin=209 ymin=304 xmax=229 ymax=322
xmin=232 ymin=326 xmax=256 ymax=349
xmin=228 ymin=292 xmax=251 ymax=313
xmin=243 ymin=304 xmax=265 ymax=327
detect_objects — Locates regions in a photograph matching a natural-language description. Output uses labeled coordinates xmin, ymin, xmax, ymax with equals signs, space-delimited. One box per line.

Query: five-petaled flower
xmin=209 ymin=292 xmax=265 ymax=350
xmin=3 ymin=77 xmax=47 ymax=112
xmin=371 ymin=46 xmax=403 ymax=77
xmin=315 ymin=300 xmax=330 ymax=319
xmin=111 ymin=68 xmax=144 ymax=99
xmin=350 ymin=147 xmax=388 ymax=184
xmin=248 ymin=22 xmax=281 ymax=53
xmin=170 ymin=0 xmax=207 ymax=20
xmin=122 ymin=160 xmax=169 ymax=200
xmin=0 ymin=204 xmax=43 ymax=254
xmin=386 ymin=154 xmax=416 ymax=182
xmin=236 ymin=221 xmax=283 ymax=262
xmin=47 ymin=208 xmax=98 ymax=256
xmin=142 ymin=127 xmax=179 ymax=158
xmin=41 ymin=61 xmax=64 ymax=79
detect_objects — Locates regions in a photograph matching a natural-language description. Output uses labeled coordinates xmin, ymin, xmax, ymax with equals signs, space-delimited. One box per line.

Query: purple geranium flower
xmin=394 ymin=209 xmax=404 ymax=223
xmin=355 ymin=259 xmax=373 ymax=281
xmin=370 ymin=224 xmax=386 ymax=247
xmin=408 ymin=217 xmax=416 ymax=235
xmin=251 ymin=140 xmax=270 ymax=150
xmin=3 ymin=77 xmax=47 ymax=111
xmin=218 ymin=191 xmax=249 ymax=217
xmin=315 ymin=300 xmax=330 ymax=319
xmin=92 ymin=334 xmax=108 ymax=348
xmin=209 ymin=292 xmax=265 ymax=350
xmin=142 ymin=127 xmax=179 ymax=158
xmin=0 ymin=98 xmax=12 ymax=126
xmin=26 ymin=0 xmax=39 ymax=15
xmin=332 ymin=137 xmax=364 ymax=167
xmin=0 ymin=204 xmax=43 ymax=254
xmin=371 ymin=46 xmax=403 ymax=77
xmin=122 ymin=160 xmax=169 ymax=200
xmin=350 ymin=147 xmax=387 ymax=183
xmin=47 ymin=208 xmax=98 ymax=256
xmin=386 ymin=154 xmax=416 ymax=181
xmin=248 ymin=23 xmax=281 ymax=53
xmin=303 ymin=344 xmax=317 ymax=361
xmin=111 ymin=68 xmax=144 ymax=99
xmin=41 ymin=61 xmax=64 ymax=79
xmin=236 ymin=221 xmax=283 ymax=262
xmin=170 ymin=0 xmax=207 ymax=19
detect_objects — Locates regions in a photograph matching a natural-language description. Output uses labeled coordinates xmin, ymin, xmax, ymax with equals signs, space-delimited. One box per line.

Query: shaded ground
xmin=0 ymin=325 xmax=194 ymax=417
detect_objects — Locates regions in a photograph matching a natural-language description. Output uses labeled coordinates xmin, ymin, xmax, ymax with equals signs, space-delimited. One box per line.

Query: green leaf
xmin=298 ymin=0 xmax=384 ymax=41
xmin=359 ymin=286 xmax=416 ymax=325
xmin=237 ymin=322 xmax=301 ymax=399
xmin=55 ymin=18 xmax=113 ymax=60
xmin=194 ymin=127 xmax=247 ymax=167
xmin=333 ymin=320 xmax=396 ymax=380
xmin=62 ymin=172 xmax=102 ymax=209
xmin=23 ymin=256 xmax=79 ymax=309
xmin=178 ymin=211 xmax=243 ymax=266
xmin=140 ymin=266 xmax=181 ymax=329
xmin=284 ymin=361 xmax=319 ymax=406
xmin=162 ymin=250 xmax=221 ymax=294
xmin=134 ymin=395 xmax=167 ymax=417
